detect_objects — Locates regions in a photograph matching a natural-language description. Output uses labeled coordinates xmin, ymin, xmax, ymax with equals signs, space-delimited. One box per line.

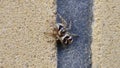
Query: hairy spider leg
xmin=57 ymin=13 xmax=67 ymax=27
xmin=71 ymin=34 xmax=79 ymax=37
xmin=58 ymin=13 xmax=73 ymax=30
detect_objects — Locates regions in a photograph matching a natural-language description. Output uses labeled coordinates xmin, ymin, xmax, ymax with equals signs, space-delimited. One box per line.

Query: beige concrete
xmin=0 ymin=0 xmax=56 ymax=68
xmin=92 ymin=0 xmax=120 ymax=68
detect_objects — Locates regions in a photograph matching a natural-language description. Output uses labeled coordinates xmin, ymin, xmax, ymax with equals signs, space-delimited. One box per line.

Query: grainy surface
xmin=92 ymin=0 xmax=120 ymax=68
xmin=57 ymin=0 xmax=93 ymax=68
xmin=0 ymin=0 xmax=56 ymax=68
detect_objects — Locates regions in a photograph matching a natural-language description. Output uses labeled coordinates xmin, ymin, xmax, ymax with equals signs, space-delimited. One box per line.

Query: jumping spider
xmin=45 ymin=13 xmax=78 ymax=47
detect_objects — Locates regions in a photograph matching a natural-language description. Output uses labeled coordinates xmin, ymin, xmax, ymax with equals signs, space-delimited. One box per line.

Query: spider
xmin=44 ymin=13 xmax=78 ymax=47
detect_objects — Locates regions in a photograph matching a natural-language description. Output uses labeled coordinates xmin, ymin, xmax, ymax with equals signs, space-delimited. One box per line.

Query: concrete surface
xmin=57 ymin=0 xmax=93 ymax=68
xmin=1 ymin=0 xmax=119 ymax=68
xmin=0 ymin=0 xmax=56 ymax=68
xmin=92 ymin=0 xmax=120 ymax=68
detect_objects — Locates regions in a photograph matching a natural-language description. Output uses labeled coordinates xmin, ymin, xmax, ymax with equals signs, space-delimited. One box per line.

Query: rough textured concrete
xmin=0 ymin=0 xmax=56 ymax=68
xmin=92 ymin=0 xmax=120 ymax=68
xmin=57 ymin=0 xmax=93 ymax=68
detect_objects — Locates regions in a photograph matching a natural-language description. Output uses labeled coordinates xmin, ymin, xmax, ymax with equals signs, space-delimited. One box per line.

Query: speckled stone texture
xmin=0 ymin=0 xmax=56 ymax=68
xmin=57 ymin=0 xmax=93 ymax=68
xmin=92 ymin=0 xmax=120 ymax=68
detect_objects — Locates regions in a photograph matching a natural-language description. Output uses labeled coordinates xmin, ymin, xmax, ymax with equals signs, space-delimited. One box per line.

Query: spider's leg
xmin=56 ymin=35 xmax=62 ymax=42
xmin=71 ymin=34 xmax=79 ymax=37
xmin=44 ymin=29 xmax=57 ymax=37
xmin=49 ymin=23 xmax=57 ymax=30
xmin=66 ymin=21 xmax=72 ymax=30
xmin=44 ymin=32 xmax=54 ymax=36
xmin=57 ymin=13 xmax=67 ymax=27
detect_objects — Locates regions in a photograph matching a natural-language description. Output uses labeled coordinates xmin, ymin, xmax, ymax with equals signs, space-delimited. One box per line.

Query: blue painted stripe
xmin=57 ymin=0 xmax=93 ymax=68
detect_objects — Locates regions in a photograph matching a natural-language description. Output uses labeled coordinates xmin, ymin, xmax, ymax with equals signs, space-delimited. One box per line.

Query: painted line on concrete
xmin=57 ymin=0 xmax=93 ymax=68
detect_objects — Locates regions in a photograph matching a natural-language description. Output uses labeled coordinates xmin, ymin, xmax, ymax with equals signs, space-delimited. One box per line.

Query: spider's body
xmin=45 ymin=14 xmax=78 ymax=47
xmin=55 ymin=23 xmax=66 ymax=37
xmin=53 ymin=14 xmax=78 ymax=47
xmin=61 ymin=32 xmax=73 ymax=45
